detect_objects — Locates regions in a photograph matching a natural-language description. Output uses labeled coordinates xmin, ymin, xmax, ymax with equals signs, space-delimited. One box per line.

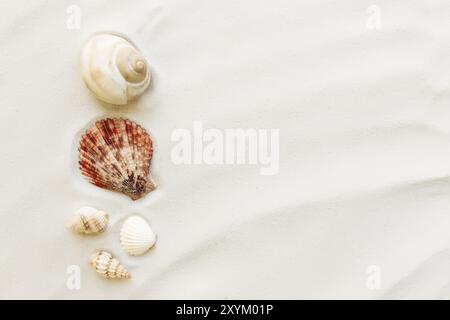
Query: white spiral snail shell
xmin=80 ymin=32 xmax=151 ymax=105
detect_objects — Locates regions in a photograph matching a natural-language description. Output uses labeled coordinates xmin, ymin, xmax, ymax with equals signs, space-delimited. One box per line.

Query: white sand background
xmin=1 ymin=0 xmax=450 ymax=299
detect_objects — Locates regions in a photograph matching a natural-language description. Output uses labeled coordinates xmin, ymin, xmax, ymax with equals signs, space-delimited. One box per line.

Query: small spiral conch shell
xmin=120 ymin=215 xmax=156 ymax=256
xmin=81 ymin=32 xmax=151 ymax=105
xmin=78 ymin=118 xmax=156 ymax=200
xmin=68 ymin=206 xmax=109 ymax=235
xmin=91 ymin=251 xmax=131 ymax=279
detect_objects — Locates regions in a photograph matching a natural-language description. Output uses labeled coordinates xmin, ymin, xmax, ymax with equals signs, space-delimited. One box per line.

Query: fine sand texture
xmin=2 ymin=0 xmax=450 ymax=299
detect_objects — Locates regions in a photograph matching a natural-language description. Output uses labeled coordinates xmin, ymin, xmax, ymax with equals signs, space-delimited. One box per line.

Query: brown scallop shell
xmin=78 ymin=118 xmax=155 ymax=200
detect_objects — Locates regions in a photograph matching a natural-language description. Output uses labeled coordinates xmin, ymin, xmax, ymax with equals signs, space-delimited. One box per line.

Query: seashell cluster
xmin=120 ymin=215 xmax=156 ymax=256
xmin=72 ymin=32 xmax=159 ymax=283
xmin=91 ymin=250 xmax=131 ymax=279
xmin=78 ymin=118 xmax=156 ymax=200
xmin=69 ymin=206 xmax=109 ymax=235
xmin=81 ymin=32 xmax=151 ymax=105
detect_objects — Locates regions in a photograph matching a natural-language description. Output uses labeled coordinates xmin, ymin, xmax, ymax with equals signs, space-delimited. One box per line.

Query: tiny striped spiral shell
xmin=69 ymin=206 xmax=109 ymax=235
xmin=90 ymin=251 xmax=131 ymax=279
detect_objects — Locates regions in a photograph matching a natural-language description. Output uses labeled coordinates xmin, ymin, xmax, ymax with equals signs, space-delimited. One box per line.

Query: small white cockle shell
xmin=80 ymin=32 xmax=151 ymax=105
xmin=120 ymin=215 xmax=156 ymax=256
xmin=68 ymin=206 xmax=109 ymax=235
xmin=91 ymin=250 xmax=131 ymax=279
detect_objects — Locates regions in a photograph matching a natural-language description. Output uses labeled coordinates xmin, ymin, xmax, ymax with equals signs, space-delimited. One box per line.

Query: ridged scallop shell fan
xmin=78 ymin=118 xmax=156 ymax=200
xmin=120 ymin=215 xmax=156 ymax=256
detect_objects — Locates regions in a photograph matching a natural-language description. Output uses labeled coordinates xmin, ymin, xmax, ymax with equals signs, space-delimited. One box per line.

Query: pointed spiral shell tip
xmin=134 ymin=59 xmax=146 ymax=73
xmin=90 ymin=250 xmax=131 ymax=280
